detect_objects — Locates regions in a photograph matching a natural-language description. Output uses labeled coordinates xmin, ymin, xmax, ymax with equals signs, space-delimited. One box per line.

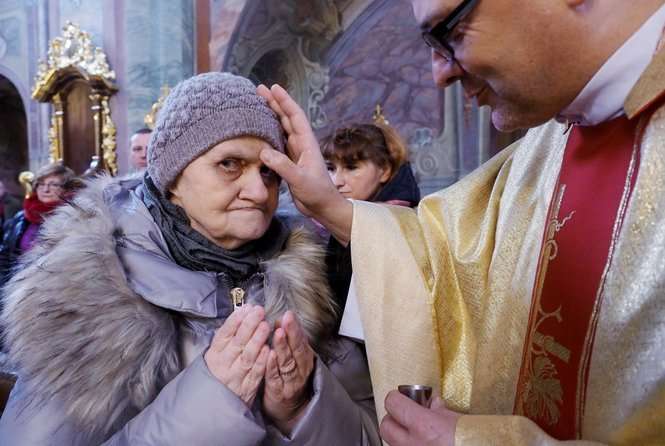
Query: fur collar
xmin=1 ymin=174 xmax=336 ymax=442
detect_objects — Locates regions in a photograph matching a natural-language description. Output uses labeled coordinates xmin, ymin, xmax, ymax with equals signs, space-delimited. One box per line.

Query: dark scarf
xmin=373 ymin=162 xmax=421 ymax=206
xmin=23 ymin=194 xmax=61 ymax=224
xmin=142 ymin=175 xmax=289 ymax=278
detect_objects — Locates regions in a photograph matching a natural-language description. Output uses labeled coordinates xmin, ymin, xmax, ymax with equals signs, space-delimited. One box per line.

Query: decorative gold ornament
xmin=18 ymin=171 xmax=35 ymax=199
xmin=32 ymin=22 xmax=118 ymax=175
xmin=373 ymin=104 xmax=390 ymax=126
xmin=144 ymin=85 xmax=171 ymax=129
xmin=101 ymin=98 xmax=118 ymax=175
xmin=33 ymin=21 xmax=115 ymax=98
xmin=47 ymin=109 xmax=62 ymax=163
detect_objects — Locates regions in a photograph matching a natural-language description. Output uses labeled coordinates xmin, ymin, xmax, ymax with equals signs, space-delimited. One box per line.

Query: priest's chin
xmin=489 ymin=103 xmax=555 ymax=133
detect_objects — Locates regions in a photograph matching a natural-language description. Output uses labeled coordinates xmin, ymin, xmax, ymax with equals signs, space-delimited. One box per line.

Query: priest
xmin=257 ymin=0 xmax=665 ymax=444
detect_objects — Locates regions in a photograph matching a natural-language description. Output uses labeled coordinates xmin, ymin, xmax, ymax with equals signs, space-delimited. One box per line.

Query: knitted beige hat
xmin=147 ymin=72 xmax=285 ymax=192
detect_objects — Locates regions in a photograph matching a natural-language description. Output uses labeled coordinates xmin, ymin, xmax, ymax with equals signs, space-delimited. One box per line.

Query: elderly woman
xmin=0 ymin=73 xmax=379 ymax=445
xmin=0 ymin=163 xmax=76 ymax=286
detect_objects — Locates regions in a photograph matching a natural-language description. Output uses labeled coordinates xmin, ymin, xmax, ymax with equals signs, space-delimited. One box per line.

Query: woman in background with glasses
xmin=0 ymin=163 xmax=75 ymax=287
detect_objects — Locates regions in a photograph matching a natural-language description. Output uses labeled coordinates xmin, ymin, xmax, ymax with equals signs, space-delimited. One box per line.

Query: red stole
xmin=513 ymin=115 xmax=643 ymax=439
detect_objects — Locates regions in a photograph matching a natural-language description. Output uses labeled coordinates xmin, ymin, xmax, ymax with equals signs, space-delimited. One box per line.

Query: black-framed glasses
xmin=421 ymin=0 xmax=480 ymax=62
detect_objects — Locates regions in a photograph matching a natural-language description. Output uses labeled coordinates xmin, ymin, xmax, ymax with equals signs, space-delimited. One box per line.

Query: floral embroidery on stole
xmin=514 ymin=115 xmax=644 ymax=439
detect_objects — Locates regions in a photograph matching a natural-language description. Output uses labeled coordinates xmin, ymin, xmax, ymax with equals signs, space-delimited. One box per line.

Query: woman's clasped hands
xmin=204 ymin=304 xmax=315 ymax=431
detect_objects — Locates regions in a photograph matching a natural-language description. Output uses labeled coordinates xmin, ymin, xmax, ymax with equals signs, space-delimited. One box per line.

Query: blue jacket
xmin=0 ymin=211 xmax=29 ymax=288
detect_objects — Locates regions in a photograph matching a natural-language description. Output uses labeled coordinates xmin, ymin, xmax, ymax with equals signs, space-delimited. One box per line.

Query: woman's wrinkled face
xmin=169 ymin=137 xmax=280 ymax=250
xmin=326 ymin=158 xmax=391 ymax=201
xmin=35 ymin=174 xmax=65 ymax=204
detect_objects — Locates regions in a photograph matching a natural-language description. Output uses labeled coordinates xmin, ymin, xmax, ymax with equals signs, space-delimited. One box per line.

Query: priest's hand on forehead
xmin=257 ymin=84 xmax=353 ymax=245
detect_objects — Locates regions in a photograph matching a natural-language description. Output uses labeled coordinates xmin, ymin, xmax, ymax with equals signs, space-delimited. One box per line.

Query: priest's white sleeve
xmin=338 ymin=275 xmax=365 ymax=342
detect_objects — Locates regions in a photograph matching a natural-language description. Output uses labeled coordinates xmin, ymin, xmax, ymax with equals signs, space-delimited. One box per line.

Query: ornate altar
xmin=32 ymin=22 xmax=118 ymax=175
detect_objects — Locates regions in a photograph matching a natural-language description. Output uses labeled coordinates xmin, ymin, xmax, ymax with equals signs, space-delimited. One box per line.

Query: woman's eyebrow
xmin=212 ymin=147 xmax=253 ymax=159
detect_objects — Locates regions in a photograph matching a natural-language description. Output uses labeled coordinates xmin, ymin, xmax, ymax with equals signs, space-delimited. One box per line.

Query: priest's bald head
xmin=411 ymin=0 xmax=665 ymax=131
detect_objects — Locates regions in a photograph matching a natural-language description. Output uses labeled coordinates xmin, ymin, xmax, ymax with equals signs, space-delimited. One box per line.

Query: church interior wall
xmin=0 ymin=0 xmax=522 ymax=191
xmin=0 ymin=0 xmax=196 ymax=177
xmin=122 ymin=0 xmax=194 ymax=172
xmin=0 ymin=0 xmax=45 ymax=188
xmin=216 ymin=0 xmax=507 ymax=195
xmin=0 ymin=73 xmax=28 ymax=196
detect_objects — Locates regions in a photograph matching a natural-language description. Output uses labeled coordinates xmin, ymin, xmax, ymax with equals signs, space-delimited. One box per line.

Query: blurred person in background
xmin=0 ymin=180 xmax=21 ymax=240
xmin=321 ymin=123 xmax=420 ymax=313
xmin=0 ymin=163 xmax=75 ymax=287
xmin=129 ymin=128 xmax=151 ymax=172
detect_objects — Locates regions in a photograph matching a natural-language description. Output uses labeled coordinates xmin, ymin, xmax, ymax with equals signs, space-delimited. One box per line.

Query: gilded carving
xmin=33 ymin=21 xmax=115 ymax=98
xmin=48 ymin=111 xmax=61 ymax=163
xmin=373 ymin=104 xmax=390 ymax=126
xmin=101 ymin=98 xmax=117 ymax=175
xmin=144 ymin=85 xmax=171 ymax=130
xmin=18 ymin=171 xmax=35 ymax=199
xmin=48 ymin=93 xmax=65 ymax=163
xmin=32 ymin=22 xmax=118 ymax=175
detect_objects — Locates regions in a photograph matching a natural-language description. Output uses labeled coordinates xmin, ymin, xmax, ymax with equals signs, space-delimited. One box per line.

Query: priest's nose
xmin=432 ymin=50 xmax=464 ymax=88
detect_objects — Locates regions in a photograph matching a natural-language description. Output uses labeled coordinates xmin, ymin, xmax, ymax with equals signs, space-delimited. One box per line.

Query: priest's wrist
xmin=315 ymin=193 xmax=353 ymax=246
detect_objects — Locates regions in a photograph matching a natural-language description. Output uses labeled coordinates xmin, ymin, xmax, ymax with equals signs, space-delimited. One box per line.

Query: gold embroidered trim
xmin=574 ymin=115 xmax=647 ymax=437
xmin=516 ymin=184 xmax=574 ymax=426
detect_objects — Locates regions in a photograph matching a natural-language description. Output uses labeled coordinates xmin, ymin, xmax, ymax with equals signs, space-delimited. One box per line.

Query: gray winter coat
xmin=0 ymin=175 xmax=379 ymax=445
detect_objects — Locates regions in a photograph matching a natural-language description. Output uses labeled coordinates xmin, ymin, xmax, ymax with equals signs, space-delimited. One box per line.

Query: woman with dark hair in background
xmin=320 ymin=123 xmax=420 ymax=313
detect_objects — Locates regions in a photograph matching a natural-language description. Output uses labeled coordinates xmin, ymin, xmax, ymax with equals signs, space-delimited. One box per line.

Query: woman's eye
xmin=260 ymin=165 xmax=279 ymax=181
xmin=219 ymin=159 xmax=240 ymax=171
xmin=325 ymin=163 xmax=335 ymax=172
xmin=345 ymin=163 xmax=357 ymax=171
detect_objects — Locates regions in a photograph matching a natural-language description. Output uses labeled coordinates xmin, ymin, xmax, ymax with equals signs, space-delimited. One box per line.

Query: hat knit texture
xmin=147 ymin=72 xmax=285 ymax=192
